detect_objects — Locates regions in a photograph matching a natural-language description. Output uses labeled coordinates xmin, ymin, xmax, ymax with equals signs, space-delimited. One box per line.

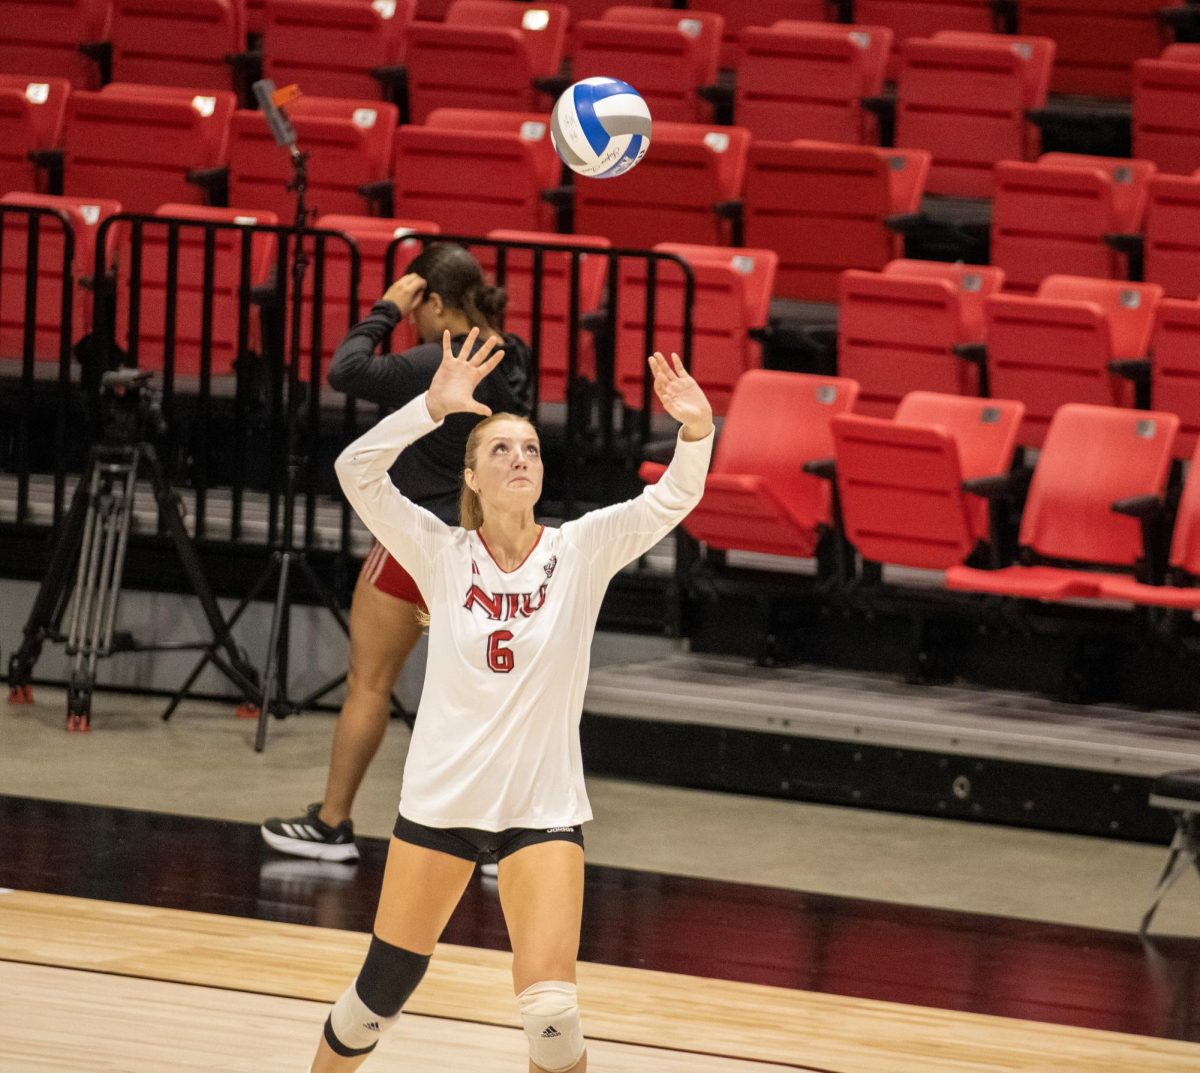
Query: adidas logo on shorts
xmin=541 ymin=1026 xmax=561 ymax=1038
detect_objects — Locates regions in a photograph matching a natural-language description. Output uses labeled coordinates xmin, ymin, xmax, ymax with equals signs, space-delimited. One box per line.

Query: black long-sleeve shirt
xmin=328 ymin=301 xmax=533 ymax=525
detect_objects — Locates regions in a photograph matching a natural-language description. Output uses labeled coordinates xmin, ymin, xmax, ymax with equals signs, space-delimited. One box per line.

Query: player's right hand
xmin=426 ymin=328 xmax=505 ymax=421
xmin=382 ymin=273 xmax=427 ymax=316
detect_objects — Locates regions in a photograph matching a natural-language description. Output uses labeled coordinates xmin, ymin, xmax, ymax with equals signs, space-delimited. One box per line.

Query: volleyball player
xmin=262 ymin=244 xmax=532 ymax=863
xmin=306 ymin=330 xmax=713 ymax=1072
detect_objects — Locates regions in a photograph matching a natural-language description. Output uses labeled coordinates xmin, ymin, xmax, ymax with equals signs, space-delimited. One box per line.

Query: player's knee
xmin=517 ymin=980 xmax=585 ymax=1072
xmin=323 ymin=936 xmax=430 ymax=1057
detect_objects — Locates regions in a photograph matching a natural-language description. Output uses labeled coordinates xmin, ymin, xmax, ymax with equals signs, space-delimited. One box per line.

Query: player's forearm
xmin=335 ymin=394 xmax=442 ymax=492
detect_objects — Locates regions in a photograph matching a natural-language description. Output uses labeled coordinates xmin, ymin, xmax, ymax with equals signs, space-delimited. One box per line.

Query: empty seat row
xmin=646 ymin=368 xmax=1200 ymax=612
xmin=837 ymin=263 xmax=1200 ymax=456
xmin=2 ymin=1 xmax=1178 ymax=101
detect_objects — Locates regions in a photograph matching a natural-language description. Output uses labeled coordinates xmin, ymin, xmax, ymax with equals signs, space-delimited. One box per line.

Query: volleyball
xmin=550 ymin=77 xmax=652 ymax=180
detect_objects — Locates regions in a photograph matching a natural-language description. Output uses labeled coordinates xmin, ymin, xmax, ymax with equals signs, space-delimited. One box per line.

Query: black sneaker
xmin=261 ymin=802 xmax=360 ymax=863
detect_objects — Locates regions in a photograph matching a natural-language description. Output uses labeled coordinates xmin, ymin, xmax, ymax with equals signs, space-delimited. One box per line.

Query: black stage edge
xmin=581 ymin=714 xmax=1175 ymax=845
xmin=1 ymin=796 xmax=1197 ymax=1041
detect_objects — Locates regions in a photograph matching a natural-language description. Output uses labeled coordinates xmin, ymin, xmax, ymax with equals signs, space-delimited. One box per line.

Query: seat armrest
xmin=78 ymin=39 xmax=112 ymax=84
xmin=991 ymin=0 xmax=1018 ymax=33
xmin=357 ymin=178 xmax=394 ymax=217
xmin=961 ymin=474 xmax=1012 ymax=500
xmin=532 ymin=74 xmax=571 ymax=98
xmin=860 ymin=95 xmax=895 ymax=147
xmin=1104 ymin=231 xmax=1145 ymax=281
xmin=953 ymin=342 xmax=986 ymax=367
xmin=884 ymin=212 xmax=926 ymax=235
xmin=28 ymin=147 xmax=65 ymax=195
xmin=186 ymin=166 xmax=229 ymax=206
xmin=802 ymin=456 xmax=835 ymax=481
xmin=1113 ymin=494 xmax=1168 ymax=582
xmin=697 ymin=83 xmax=734 ymax=125
xmin=713 ymin=199 xmax=743 ymax=245
xmin=1112 ymin=493 xmax=1163 ymax=519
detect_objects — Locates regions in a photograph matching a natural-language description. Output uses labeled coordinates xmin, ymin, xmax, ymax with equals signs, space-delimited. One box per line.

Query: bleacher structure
xmin=6 ymin=0 xmax=1200 ymax=834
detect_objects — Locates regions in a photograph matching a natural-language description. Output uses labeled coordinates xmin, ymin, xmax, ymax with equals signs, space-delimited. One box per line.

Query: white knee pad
xmin=517 ymin=980 xmax=585 ymax=1072
xmin=325 ymin=981 xmax=403 ymax=1056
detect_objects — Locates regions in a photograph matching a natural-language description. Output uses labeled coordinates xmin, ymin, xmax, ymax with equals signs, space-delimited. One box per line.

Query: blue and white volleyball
xmin=550 ymin=77 xmax=651 ymax=180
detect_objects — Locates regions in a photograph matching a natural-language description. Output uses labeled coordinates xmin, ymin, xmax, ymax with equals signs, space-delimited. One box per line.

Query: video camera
xmin=100 ymin=367 xmax=166 ymax=446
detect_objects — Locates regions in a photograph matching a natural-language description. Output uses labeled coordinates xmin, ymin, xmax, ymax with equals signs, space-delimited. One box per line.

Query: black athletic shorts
xmin=393 ymin=812 xmax=585 ymax=863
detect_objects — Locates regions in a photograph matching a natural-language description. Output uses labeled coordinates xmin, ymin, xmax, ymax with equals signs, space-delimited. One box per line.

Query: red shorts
xmin=361 ymin=542 xmax=428 ymax=611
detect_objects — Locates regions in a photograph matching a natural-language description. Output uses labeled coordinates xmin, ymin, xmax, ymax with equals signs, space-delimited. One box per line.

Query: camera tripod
xmin=7 ymin=373 xmax=262 ymax=729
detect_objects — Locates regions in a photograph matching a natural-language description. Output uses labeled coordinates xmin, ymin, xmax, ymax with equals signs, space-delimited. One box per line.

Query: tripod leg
xmin=142 ymin=445 xmax=263 ymax=714
xmin=256 ymin=552 xmax=292 ymax=752
xmin=64 ymin=466 xmax=114 ymax=731
xmin=71 ymin=466 xmax=129 ymax=732
xmin=162 ymin=562 xmax=275 ymax=721
xmin=7 ymin=464 xmax=94 ymax=704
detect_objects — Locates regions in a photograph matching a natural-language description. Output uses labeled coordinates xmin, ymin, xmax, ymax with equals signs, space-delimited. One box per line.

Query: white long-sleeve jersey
xmin=335 ymin=393 xmax=714 ymax=831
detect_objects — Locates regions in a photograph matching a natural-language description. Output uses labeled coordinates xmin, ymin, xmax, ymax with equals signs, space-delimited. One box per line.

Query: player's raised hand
xmin=426 ymin=328 xmax=505 ymax=421
xmin=648 ymin=352 xmax=713 ymax=441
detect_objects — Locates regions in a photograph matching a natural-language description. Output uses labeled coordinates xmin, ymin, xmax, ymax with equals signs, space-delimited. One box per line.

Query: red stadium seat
xmin=228 ymin=96 xmax=398 ymax=220
xmin=831 ymin=392 xmax=1024 ymax=570
xmin=393 ymin=109 xmax=561 ymax=235
xmin=735 ymin=22 xmax=892 ymax=144
xmin=984 ymin=276 xmax=1163 ymax=448
xmin=262 ymin=0 xmax=413 ymax=103
xmin=63 ymin=84 xmax=237 ymax=214
xmin=1148 ymin=298 xmax=1200 ymax=458
xmin=483 ymin=229 xmax=611 ymax=405
xmin=572 ymin=8 xmax=723 ymax=124
xmin=1100 ymin=437 xmax=1200 ymax=607
xmin=1132 ymin=44 xmax=1200 ymax=177
xmin=573 ymin=122 xmax=749 ymax=249
xmin=837 ymin=261 xmax=1004 ymax=417
xmin=404 ymin=1 xmax=568 ymax=123
xmin=895 ymin=32 xmax=1054 ymax=198
xmin=0 ymin=192 xmax=122 ymax=364
xmin=0 ymin=1 xmax=112 ymax=89
xmin=614 ymin=242 xmax=777 ymax=414
xmin=742 ymin=139 xmax=930 ymax=301
xmin=0 ymin=76 xmax=70 ymax=196
xmin=116 ymin=205 xmax=280 ymax=379
xmin=110 ymin=0 xmax=245 ymax=93
xmin=639 ymin=369 xmax=860 ymax=559
xmin=1020 ymin=0 xmax=1167 ymax=98
xmin=854 ymin=0 xmax=1006 ymax=79
xmin=687 ymin=1 xmax=829 ymax=69
xmin=991 ymin=154 xmax=1156 ymax=294
xmin=1143 ymin=170 xmax=1200 ymax=299
xmin=947 ymin=404 xmax=1179 ymax=599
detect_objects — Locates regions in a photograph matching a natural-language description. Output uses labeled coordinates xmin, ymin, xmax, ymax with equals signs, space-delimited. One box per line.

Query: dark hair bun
xmin=475 ymin=284 xmax=508 ymax=325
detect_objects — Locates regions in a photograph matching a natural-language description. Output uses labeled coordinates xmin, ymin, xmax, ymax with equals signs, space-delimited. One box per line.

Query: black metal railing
xmin=1 ymin=216 xmax=697 ymax=574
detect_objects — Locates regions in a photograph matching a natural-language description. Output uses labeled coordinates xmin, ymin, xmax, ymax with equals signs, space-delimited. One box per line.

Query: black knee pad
xmin=323 ymin=935 xmax=430 ymax=1056
xmin=357 ymin=935 xmax=430 ymax=1016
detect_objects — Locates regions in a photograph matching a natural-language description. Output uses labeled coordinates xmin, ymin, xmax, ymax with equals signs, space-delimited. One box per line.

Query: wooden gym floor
xmin=0 ymin=797 xmax=1198 ymax=1072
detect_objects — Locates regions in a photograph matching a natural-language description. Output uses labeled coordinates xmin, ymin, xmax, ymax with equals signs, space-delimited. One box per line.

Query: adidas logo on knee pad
xmin=541 ymin=1026 xmax=561 ymax=1038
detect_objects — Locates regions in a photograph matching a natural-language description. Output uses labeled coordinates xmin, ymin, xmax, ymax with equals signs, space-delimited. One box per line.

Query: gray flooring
xmin=3 ymin=639 xmax=1199 ymax=939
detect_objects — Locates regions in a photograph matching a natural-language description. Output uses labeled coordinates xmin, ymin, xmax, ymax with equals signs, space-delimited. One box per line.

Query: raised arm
xmin=327 ymin=275 xmax=436 ymax=406
xmin=335 ymin=327 xmax=507 ymax=590
xmin=565 ymin=352 xmax=714 ymax=581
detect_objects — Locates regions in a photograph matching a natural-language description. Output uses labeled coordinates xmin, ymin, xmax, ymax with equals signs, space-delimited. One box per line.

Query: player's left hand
xmin=648 ymin=351 xmax=713 ymax=442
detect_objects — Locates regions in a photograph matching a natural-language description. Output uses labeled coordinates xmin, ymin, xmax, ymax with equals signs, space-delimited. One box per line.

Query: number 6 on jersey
xmin=487 ymin=630 xmax=515 ymax=673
